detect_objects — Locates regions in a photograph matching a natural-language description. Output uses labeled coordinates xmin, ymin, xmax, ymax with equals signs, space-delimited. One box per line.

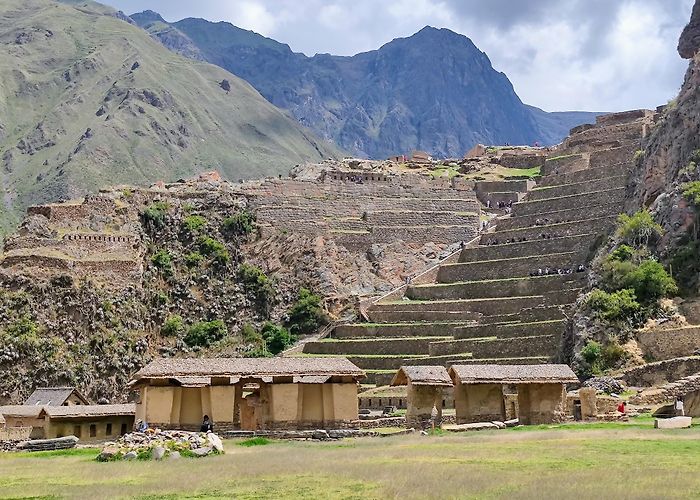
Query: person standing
xmin=675 ymin=397 xmax=685 ymax=416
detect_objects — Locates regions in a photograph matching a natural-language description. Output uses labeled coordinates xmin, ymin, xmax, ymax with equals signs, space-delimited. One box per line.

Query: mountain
xmin=131 ymin=15 xmax=600 ymax=158
xmin=0 ymin=0 xmax=337 ymax=232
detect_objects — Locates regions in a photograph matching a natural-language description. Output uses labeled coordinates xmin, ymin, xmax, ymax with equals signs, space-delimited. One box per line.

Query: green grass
xmin=501 ymin=166 xmax=541 ymax=179
xmin=238 ymin=437 xmax=272 ymax=447
xmin=2 ymin=428 xmax=700 ymax=498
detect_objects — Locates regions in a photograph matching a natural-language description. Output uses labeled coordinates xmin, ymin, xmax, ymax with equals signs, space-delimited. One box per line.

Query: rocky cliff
xmin=131 ymin=14 xmax=600 ymax=159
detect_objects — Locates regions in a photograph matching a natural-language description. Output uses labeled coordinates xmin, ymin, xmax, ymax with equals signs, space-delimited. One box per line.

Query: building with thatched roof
xmin=130 ymin=357 xmax=365 ymax=431
xmin=24 ymin=387 xmax=89 ymax=407
xmin=449 ymin=364 xmax=578 ymax=425
xmin=391 ymin=366 xmax=453 ymax=429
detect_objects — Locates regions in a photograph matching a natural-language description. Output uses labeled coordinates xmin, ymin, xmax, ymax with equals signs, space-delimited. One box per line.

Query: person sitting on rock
xmin=136 ymin=419 xmax=148 ymax=433
xmin=200 ymin=415 xmax=214 ymax=433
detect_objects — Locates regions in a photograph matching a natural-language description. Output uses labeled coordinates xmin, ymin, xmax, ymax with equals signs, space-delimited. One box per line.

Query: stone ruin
xmin=299 ymin=110 xmax=660 ymax=387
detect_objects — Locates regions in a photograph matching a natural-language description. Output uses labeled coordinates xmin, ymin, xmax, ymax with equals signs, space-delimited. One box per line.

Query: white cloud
xmin=103 ymin=0 xmax=694 ymax=111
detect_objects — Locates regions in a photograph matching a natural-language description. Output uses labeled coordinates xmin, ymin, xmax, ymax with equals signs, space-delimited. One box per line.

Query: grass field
xmin=2 ymin=422 xmax=700 ymax=499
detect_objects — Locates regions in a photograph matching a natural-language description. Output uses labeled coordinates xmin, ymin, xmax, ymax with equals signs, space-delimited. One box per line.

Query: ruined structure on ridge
xmin=241 ymin=168 xmax=481 ymax=253
xmin=300 ymin=110 xmax=660 ymax=387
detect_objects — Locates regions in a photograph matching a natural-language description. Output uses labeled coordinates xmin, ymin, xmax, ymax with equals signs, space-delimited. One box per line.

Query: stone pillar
xmin=579 ymin=387 xmax=598 ymax=420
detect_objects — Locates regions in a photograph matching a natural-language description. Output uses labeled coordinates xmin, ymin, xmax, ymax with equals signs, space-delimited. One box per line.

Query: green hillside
xmin=0 ymin=0 xmax=338 ymax=232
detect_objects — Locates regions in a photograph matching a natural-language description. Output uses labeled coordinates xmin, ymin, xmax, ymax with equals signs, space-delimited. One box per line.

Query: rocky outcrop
xmin=679 ymin=0 xmax=700 ymax=59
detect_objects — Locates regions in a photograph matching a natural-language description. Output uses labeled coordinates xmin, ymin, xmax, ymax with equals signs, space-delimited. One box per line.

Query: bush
xmin=601 ymin=341 xmax=626 ymax=368
xmin=223 ymin=211 xmax=255 ymax=237
xmin=241 ymin=323 xmax=262 ymax=344
xmin=609 ymin=244 xmax=635 ymax=262
xmin=161 ymin=315 xmax=184 ymax=337
xmin=151 ymin=250 xmax=173 ymax=274
xmin=260 ymin=322 xmax=294 ymax=355
xmin=622 ymin=260 xmax=677 ymax=303
xmin=184 ymin=320 xmax=227 ymax=347
xmin=238 ymin=264 xmax=276 ymax=314
xmin=142 ymin=201 xmax=169 ymax=229
xmin=198 ymin=237 xmax=230 ymax=265
xmin=581 ymin=340 xmax=602 ymax=365
xmin=183 ymin=215 xmax=207 ymax=233
xmin=587 ymin=289 xmax=641 ymax=322
xmin=286 ymin=288 xmax=328 ymax=336
xmin=670 ymin=240 xmax=700 ymax=293
xmin=616 ymin=209 xmax=663 ymax=247
xmin=184 ymin=252 xmax=203 ymax=268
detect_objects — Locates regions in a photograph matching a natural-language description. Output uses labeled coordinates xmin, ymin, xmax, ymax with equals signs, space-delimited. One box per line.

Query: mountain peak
xmin=130 ymin=10 xmax=166 ymax=26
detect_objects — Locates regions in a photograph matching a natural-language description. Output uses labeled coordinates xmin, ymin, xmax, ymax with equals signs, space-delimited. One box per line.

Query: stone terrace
xmin=241 ymin=172 xmax=481 ymax=252
xmin=300 ymin=110 xmax=656 ymax=386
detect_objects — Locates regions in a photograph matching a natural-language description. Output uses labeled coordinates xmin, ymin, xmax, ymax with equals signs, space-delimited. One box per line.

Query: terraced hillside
xmin=300 ymin=110 xmax=659 ymax=386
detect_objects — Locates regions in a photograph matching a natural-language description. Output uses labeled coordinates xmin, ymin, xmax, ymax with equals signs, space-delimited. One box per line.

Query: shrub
xmin=621 ymin=260 xmax=677 ymax=304
xmin=587 ymin=289 xmax=641 ymax=322
xmin=286 ymin=288 xmax=329 ymax=336
xmin=260 ymin=322 xmax=294 ymax=355
xmin=241 ymin=323 xmax=262 ymax=344
xmin=682 ymin=181 xmax=700 ymax=207
xmin=184 ymin=320 xmax=227 ymax=347
xmin=183 ymin=215 xmax=207 ymax=233
xmin=601 ymin=341 xmax=626 ymax=368
xmin=616 ymin=209 xmax=663 ymax=247
xmin=151 ymin=249 xmax=172 ymax=274
xmin=223 ymin=211 xmax=255 ymax=237
xmin=581 ymin=340 xmax=602 ymax=365
xmin=609 ymin=244 xmax=635 ymax=262
xmin=184 ymin=251 xmax=204 ymax=268
xmin=142 ymin=201 xmax=169 ymax=229
xmin=198 ymin=237 xmax=230 ymax=264
xmin=161 ymin=315 xmax=184 ymax=337
xmin=670 ymin=240 xmax=700 ymax=293
xmin=238 ymin=264 xmax=275 ymax=313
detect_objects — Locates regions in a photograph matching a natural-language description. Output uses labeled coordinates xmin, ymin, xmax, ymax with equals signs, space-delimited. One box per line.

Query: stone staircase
xmin=299 ymin=111 xmax=654 ymax=386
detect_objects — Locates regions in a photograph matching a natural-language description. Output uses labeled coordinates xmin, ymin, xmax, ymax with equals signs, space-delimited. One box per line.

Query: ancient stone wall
xmin=636 ymin=327 xmax=700 ymax=361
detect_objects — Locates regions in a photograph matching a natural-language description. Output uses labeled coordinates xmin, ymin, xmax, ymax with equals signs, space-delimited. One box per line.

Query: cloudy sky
xmin=103 ymin=0 xmax=694 ymax=112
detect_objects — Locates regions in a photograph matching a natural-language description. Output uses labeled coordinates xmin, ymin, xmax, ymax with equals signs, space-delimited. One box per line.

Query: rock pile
xmin=97 ymin=430 xmax=224 ymax=461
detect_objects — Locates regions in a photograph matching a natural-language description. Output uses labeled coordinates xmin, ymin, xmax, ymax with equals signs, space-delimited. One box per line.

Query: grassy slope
xmin=2 ymin=424 xmax=700 ymax=498
xmin=0 ymin=0 xmax=338 ymax=232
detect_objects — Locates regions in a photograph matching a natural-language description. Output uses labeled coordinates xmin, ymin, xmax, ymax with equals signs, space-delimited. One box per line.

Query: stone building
xmin=0 ymin=404 xmax=135 ymax=442
xmin=391 ymin=366 xmax=453 ymax=429
xmin=42 ymin=405 xmax=135 ymax=442
xmin=130 ymin=357 xmax=365 ymax=431
xmin=24 ymin=387 xmax=89 ymax=407
xmin=449 ymin=364 xmax=578 ymax=425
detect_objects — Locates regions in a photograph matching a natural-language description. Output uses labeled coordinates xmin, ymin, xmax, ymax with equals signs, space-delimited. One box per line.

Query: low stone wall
xmin=459 ymin=234 xmax=596 ymax=261
xmin=636 ymin=327 xmax=700 ymax=361
xmin=496 ymin=206 xmax=621 ymax=232
xmin=596 ymin=110 xmax=651 ymax=127
xmin=428 ymin=334 xmax=559 ymax=358
xmin=482 ymin=216 xmax=616 ymax=244
xmin=589 ymin=145 xmax=637 ymax=169
xmin=537 ymin=162 xmax=630 ymax=188
xmin=617 ymin=357 xmax=700 ymax=387
xmin=498 ymin=153 xmax=546 ymax=169
xmin=513 ymin=187 xmax=626 ymax=217
xmin=303 ymin=337 xmax=433 ymax=356
xmin=347 ymin=356 xmax=406 ymax=371
xmin=333 ymin=323 xmax=466 ymax=339
xmin=0 ymin=427 xmax=32 ymax=441
xmin=453 ymin=319 xmax=565 ymax=340
xmin=406 ymin=274 xmax=586 ymax=301
xmin=541 ymin=154 xmax=588 ymax=177
xmin=439 ymin=252 xmax=585 ymax=282
xmin=528 ymin=175 xmax=627 ymax=201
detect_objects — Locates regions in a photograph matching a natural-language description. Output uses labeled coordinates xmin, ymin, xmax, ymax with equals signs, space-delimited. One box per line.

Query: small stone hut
xmin=449 ymin=364 xmax=578 ymax=425
xmin=391 ymin=366 xmax=453 ymax=429
xmin=24 ymin=387 xmax=89 ymax=407
xmin=0 ymin=406 xmax=47 ymax=439
xmin=130 ymin=357 xmax=365 ymax=431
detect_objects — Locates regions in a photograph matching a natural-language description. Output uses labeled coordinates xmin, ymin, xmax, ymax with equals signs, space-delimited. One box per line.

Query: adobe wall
xmin=636 ymin=327 xmax=700 ymax=361
xmin=0 ymin=426 xmax=32 ymax=441
xmin=46 ymin=415 xmax=135 ymax=442
xmin=406 ymin=384 xmax=444 ymax=429
xmin=454 ymin=382 xmax=505 ymax=424
xmin=517 ymin=383 xmax=566 ymax=425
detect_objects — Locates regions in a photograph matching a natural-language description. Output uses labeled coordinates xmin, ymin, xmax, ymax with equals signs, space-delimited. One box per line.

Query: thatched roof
xmin=44 ymin=404 xmax=135 ymax=419
xmin=449 ymin=364 xmax=578 ymax=385
xmin=131 ymin=357 xmax=365 ymax=386
xmin=0 ymin=405 xmax=46 ymax=418
xmin=24 ymin=387 xmax=89 ymax=406
xmin=391 ymin=366 xmax=453 ymax=387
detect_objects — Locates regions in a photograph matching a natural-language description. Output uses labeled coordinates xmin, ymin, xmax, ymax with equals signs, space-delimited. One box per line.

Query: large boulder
xmin=679 ymin=0 xmax=700 ymax=59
